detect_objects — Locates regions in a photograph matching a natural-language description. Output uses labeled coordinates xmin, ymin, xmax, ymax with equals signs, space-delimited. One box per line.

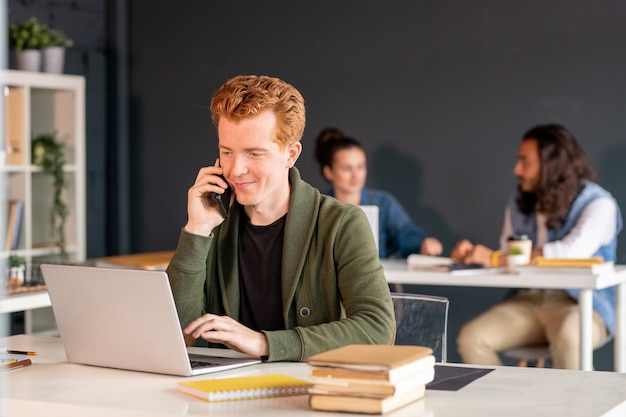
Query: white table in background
xmin=0 ymin=290 xmax=50 ymax=315
xmin=0 ymin=290 xmax=53 ymax=335
xmin=2 ymin=335 xmax=626 ymax=417
xmin=382 ymin=259 xmax=626 ymax=372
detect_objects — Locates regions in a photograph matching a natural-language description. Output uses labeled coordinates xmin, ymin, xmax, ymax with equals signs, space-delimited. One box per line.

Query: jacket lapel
xmin=217 ymin=204 xmax=241 ymax=319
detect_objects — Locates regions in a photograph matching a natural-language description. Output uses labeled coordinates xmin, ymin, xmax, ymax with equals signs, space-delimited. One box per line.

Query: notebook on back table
xmin=40 ymin=263 xmax=261 ymax=376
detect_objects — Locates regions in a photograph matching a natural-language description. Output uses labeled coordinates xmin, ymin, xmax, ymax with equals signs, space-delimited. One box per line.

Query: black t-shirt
xmin=238 ymin=212 xmax=286 ymax=331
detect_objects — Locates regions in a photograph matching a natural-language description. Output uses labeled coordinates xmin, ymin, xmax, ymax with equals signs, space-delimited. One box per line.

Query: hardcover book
xmin=307 ymin=345 xmax=435 ymax=383
xmin=310 ymin=366 xmax=435 ymax=398
xmin=309 ymin=385 xmax=426 ymax=414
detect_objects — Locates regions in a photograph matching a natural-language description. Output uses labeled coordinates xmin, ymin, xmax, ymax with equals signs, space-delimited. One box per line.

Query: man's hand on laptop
xmin=184 ymin=314 xmax=269 ymax=358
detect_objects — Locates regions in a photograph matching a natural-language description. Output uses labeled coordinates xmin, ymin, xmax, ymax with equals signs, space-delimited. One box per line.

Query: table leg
xmin=616 ymin=282 xmax=626 ymax=372
xmin=24 ymin=309 xmax=33 ymax=334
xmin=579 ymin=289 xmax=593 ymax=371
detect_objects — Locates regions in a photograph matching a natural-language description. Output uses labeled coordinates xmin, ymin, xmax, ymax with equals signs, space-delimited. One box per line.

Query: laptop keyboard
xmin=190 ymin=360 xmax=223 ymax=369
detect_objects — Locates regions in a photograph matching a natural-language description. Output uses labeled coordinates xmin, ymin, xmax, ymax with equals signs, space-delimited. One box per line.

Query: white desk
xmin=0 ymin=290 xmax=54 ymax=336
xmin=382 ymin=260 xmax=626 ymax=372
xmin=2 ymin=335 xmax=626 ymax=417
xmin=0 ymin=290 xmax=50 ymax=315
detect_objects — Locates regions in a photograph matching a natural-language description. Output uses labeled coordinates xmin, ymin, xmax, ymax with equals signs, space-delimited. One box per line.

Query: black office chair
xmin=390 ymin=292 xmax=450 ymax=362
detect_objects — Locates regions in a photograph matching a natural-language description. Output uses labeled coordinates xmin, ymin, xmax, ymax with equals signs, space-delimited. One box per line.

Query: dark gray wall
xmin=129 ymin=2 xmax=626 ymax=369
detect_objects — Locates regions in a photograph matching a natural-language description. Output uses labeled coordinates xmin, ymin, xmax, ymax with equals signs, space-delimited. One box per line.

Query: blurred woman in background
xmin=314 ymin=127 xmax=442 ymax=258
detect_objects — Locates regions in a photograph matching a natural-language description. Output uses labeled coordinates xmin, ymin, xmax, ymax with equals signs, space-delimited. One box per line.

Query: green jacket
xmin=167 ymin=168 xmax=395 ymax=362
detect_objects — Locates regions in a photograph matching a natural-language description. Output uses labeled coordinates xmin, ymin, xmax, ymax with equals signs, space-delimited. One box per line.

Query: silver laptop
xmin=359 ymin=205 xmax=379 ymax=252
xmin=40 ymin=264 xmax=261 ymax=376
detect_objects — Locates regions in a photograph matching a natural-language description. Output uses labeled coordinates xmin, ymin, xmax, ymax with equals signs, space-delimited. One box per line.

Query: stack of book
xmin=306 ymin=344 xmax=435 ymax=414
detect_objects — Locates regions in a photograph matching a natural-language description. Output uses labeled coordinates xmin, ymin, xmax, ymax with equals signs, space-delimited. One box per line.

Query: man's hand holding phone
xmin=184 ymin=159 xmax=233 ymax=236
xmin=209 ymin=175 xmax=232 ymax=219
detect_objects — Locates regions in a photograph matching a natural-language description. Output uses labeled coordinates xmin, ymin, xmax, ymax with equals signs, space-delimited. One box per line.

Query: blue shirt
xmin=326 ymin=187 xmax=426 ymax=259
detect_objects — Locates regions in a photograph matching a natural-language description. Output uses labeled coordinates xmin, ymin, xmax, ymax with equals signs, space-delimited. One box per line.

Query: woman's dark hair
xmin=313 ymin=127 xmax=366 ymax=180
xmin=314 ymin=127 xmax=345 ymax=165
xmin=516 ymin=124 xmax=596 ymax=229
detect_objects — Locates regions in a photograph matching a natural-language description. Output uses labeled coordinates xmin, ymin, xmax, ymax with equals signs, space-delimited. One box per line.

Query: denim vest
xmin=508 ymin=181 xmax=623 ymax=334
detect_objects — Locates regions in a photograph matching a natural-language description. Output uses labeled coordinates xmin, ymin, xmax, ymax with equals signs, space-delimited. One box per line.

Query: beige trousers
xmin=457 ymin=291 xmax=608 ymax=369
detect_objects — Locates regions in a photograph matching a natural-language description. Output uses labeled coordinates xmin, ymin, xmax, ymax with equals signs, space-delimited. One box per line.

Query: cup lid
xmin=507 ymin=234 xmax=529 ymax=241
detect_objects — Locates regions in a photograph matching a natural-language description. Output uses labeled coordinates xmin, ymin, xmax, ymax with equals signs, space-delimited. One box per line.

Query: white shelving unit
xmin=0 ymin=69 xmax=85 ymax=334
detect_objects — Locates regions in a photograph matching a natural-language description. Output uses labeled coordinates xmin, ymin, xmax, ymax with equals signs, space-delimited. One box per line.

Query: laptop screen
xmin=359 ymin=205 xmax=379 ymax=252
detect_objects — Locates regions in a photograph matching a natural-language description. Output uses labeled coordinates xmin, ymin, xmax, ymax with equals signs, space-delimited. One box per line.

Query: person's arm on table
xmin=421 ymin=237 xmax=443 ymax=256
xmin=383 ymin=193 xmax=442 ymax=257
xmin=169 ymin=228 xmax=271 ymax=357
xmin=450 ymin=239 xmax=474 ymax=262
xmin=452 ymin=198 xmax=617 ymax=266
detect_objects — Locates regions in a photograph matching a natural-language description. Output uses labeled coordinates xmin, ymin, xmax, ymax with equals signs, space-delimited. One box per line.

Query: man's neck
xmin=245 ymin=184 xmax=291 ymax=226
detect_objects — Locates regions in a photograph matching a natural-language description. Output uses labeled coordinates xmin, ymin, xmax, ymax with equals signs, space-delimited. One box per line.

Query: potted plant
xmin=32 ymin=133 xmax=68 ymax=259
xmin=9 ymin=17 xmax=74 ymax=73
xmin=8 ymin=254 xmax=25 ymax=289
xmin=47 ymin=28 xmax=73 ymax=48
xmin=42 ymin=27 xmax=73 ymax=73
xmin=8 ymin=17 xmax=49 ymax=71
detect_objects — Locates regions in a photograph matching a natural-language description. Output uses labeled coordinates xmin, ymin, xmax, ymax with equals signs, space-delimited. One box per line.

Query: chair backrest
xmin=390 ymin=292 xmax=449 ymax=363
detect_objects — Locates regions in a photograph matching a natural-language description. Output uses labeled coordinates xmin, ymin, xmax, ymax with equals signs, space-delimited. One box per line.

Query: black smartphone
xmin=210 ymin=175 xmax=232 ymax=219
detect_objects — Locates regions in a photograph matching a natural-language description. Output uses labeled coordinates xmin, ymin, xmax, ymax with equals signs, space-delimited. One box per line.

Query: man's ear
xmin=286 ymin=141 xmax=302 ymax=168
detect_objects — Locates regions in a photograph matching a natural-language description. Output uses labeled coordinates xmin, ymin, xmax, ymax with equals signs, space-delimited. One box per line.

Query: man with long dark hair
xmin=452 ymin=124 xmax=622 ymax=369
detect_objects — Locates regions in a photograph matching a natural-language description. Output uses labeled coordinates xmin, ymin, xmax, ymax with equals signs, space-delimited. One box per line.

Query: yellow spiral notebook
xmin=176 ymin=374 xmax=311 ymax=402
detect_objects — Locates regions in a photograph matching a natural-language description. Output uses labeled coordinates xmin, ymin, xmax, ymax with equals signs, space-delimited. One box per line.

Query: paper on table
xmin=407 ymin=255 xmax=508 ymax=275
xmin=407 ymin=254 xmax=453 ymax=269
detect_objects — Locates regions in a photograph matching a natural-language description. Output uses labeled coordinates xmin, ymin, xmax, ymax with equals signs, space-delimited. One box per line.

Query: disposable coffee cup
xmin=506 ymin=238 xmax=532 ymax=267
